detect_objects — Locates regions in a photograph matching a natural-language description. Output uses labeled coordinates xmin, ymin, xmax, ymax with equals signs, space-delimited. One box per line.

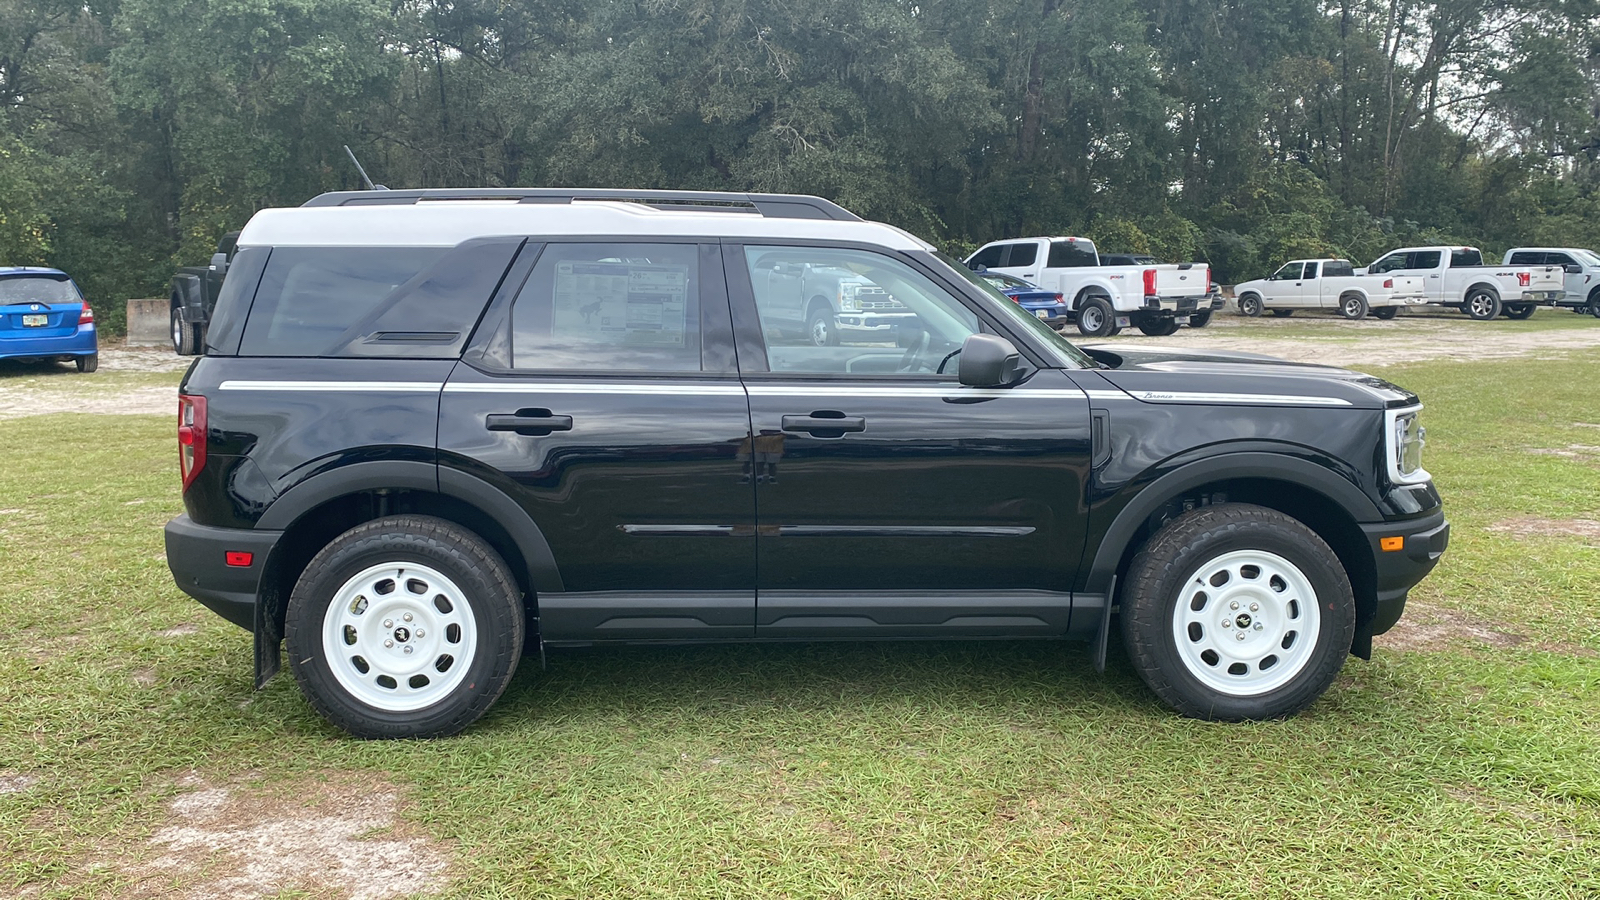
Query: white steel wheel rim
xmin=321 ymin=562 xmax=478 ymax=712
xmin=810 ymin=316 xmax=830 ymax=346
xmin=1081 ymin=305 xmax=1104 ymax=331
xmin=1170 ymin=549 xmax=1322 ymax=697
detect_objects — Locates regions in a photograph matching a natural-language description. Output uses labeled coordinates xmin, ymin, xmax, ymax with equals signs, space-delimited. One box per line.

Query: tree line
xmin=2 ymin=0 xmax=1597 ymax=333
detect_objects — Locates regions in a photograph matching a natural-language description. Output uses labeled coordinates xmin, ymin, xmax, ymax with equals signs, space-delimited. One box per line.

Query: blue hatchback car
xmin=978 ymin=270 xmax=1070 ymax=329
xmin=0 ymin=267 xmax=98 ymax=372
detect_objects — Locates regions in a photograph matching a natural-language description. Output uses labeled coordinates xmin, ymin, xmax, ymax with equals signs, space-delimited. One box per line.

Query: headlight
xmin=1385 ymin=406 xmax=1429 ymax=485
xmin=839 ymin=283 xmax=862 ymax=312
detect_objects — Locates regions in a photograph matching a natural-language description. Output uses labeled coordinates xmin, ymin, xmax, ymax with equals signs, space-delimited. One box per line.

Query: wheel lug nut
xmin=1249 ymin=603 xmax=1259 ymax=612
xmin=1236 ymin=632 xmax=1247 ymax=641
xmin=415 ymin=628 xmax=425 ymax=638
xmin=1229 ymin=601 xmax=1239 ymax=610
xmin=403 ymin=613 xmax=414 ymax=622
xmin=1254 ymin=623 xmax=1264 ymax=631
xmin=382 ymin=619 xmax=393 ymax=628
xmin=1220 ymin=619 xmax=1231 ymax=628
xmin=384 ymin=639 xmax=394 ymax=648
xmin=403 ymin=645 xmax=414 ymax=654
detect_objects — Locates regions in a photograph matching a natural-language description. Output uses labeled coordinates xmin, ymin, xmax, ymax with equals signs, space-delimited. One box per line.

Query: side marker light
xmin=225 ymin=551 xmax=254 ymax=567
xmin=1379 ymin=537 xmax=1404 ymax=552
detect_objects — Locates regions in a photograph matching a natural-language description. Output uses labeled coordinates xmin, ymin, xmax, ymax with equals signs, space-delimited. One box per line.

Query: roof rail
xmin=300 ymin=188 xmax=863 ymax=222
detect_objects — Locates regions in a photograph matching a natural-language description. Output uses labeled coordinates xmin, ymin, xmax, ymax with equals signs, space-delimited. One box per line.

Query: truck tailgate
xmin=1153 ymin=265 xmax=1209 ymax=298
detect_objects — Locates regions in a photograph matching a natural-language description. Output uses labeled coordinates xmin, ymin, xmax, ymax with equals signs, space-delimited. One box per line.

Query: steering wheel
xmin=897 ymin=327 xmax=931 ymax=373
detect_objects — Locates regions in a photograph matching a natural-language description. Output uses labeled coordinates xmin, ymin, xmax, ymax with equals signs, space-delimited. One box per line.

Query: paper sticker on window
xmin=552 ymin=261 xmax=688 ymax=346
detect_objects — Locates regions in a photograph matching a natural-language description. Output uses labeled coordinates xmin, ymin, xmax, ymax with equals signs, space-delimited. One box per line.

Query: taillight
xmin=1383 ymin=278 xmax=1394 ymax=288
xmin=178 ymin=395 xmax=207 ymax=491
xmin=1142 ymin=268 xmax=1157 ymax=297
xmin=1517 ymin=272 xmax=1530 ymax=287
xmin=78 ymin=302 xmax=94 ymax=325
xmin=1054 ymin=293 xmax=1064 ymax=303
xmin=1010 ymin=294 xmax=1021 ymax=303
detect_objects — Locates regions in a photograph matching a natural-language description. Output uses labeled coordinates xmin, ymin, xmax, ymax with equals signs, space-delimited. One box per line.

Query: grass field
xmin=2 ymin=322 xmax=1597 ymax=898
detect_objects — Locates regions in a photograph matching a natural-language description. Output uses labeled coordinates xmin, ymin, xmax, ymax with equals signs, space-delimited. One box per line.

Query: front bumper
xmin=0 ymin=324 xmax=97 ymax=360
xmin=165 ymin=514 xmax=282 ymax=631
xmin=835 ymin=311 xmax=917 ymax=337
xmin=1359 ymin=508 xmax=1450 ymax=642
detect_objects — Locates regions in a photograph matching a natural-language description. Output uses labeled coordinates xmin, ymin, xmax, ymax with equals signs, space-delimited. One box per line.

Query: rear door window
xmin=1006 ymin=242 xmax=1038 ymax=267
xmin=1508 ymin=251 xmax=1545 ymax=266
xmin=509 ymin=243 xmax=702 ymax=372
xmin=1412 ymin=251 xmax=1444 ymax=269
xmin=1443 ymin=249 xmax=1474 ymax=267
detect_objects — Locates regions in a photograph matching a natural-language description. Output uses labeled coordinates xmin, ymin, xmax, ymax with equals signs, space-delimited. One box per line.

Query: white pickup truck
xmin=1503 ymin=247 xmax=1600 ymax=318
xmin=1233 ymin=259 xmax=1426 ymax=320
xmin=1362 ymin=246 xmax=1565 ymax=320
xmin=964 ymin=236 xmax=1214 ymax=337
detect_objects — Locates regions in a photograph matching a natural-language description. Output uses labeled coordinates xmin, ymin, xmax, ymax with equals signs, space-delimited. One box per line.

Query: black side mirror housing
xmin=958 ymin=333 xmax=1026 ymax=387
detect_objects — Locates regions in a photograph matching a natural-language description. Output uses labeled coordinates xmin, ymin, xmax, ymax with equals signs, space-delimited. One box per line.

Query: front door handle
xmin=781 ymin=412 xmax=866 ymax=438
xmin=486 ymin=409 xmax=573 ymax=435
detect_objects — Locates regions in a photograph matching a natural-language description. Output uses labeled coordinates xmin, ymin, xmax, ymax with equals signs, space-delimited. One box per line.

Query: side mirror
xmin=957 ymin=333 xmax=1026 ymax=387
xmin=209 ymin=252 xmax=229 ymax=273
xmin=1565 ymin=264 xmax=1583 ymax=275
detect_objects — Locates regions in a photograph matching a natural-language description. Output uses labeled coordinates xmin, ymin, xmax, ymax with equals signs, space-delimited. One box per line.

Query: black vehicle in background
xmin=164 ymin=189 xmax=1449 ymax=739
xmin=169 ymin=231 xmax=239 ymax=355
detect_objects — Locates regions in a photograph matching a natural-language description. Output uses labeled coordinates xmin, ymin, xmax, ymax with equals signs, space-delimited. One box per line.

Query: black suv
xmin=165 ymin=189 xmax=1448 ymax=738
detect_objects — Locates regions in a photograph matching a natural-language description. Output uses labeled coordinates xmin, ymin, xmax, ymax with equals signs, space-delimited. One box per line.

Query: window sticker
xmin=551 ymin=261 xmax=689 ymax=347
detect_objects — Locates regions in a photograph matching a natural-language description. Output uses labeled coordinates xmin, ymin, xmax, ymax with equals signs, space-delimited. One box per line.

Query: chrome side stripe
xmin=745 ymin=385 xmax=1085 ymax=399
xmin=444 ymin=382 xmax=745 ymax=396
xmin=218 ymin=380 xmax=444 ymax=393
xmin=1128 ymin=390 xmax=1352 ymax=407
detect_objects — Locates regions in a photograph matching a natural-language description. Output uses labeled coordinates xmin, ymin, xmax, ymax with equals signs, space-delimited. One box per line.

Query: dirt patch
xmin=1090 ymin=311 xmax=1600 ymax=367
xmin=1382 ymin=600 xmax=1528 ymax=653
xmin=115 ymin=774 xmax=451 ymax=900
xmin=0 ymin=343 xmax=187 ymax=420
xmin=1527 ymin=444 xmax=1600 ymax=462
xmin=1487 ymin=516 xmax=1600 ymax=545
xmin=159 ymin=624 xmax=199 ymax=638
xmin=0 ymin=771 xmax=42 ymax=794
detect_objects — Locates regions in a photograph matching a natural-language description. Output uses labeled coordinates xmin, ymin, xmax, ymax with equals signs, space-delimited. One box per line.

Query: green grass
xmin=2 ymin=353 xmax=1598 ymax=898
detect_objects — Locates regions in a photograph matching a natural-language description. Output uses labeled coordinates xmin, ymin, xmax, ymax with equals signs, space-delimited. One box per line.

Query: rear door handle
xmin=781 ymin=413 xmax=866 ymax=438
xmin=486 ymin=409 xmax=573 ymax=435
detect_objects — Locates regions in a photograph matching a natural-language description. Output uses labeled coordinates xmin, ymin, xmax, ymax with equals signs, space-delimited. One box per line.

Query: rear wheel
xmin=1503 ymin=304 xmax=1536 ymax=320
xmin=1271 ymin=308 xmax=1294 ymax=318
xmin=75 ymin=354 xmax=98 ymax=373
xmin=1464 ymin=290 xmax=1501 ymax=320
xmin=171 ymin=305 xmax=199 ymax=355
xmin=1371 ymin=306 xmax=1399 ymax=320
xmin=1338 ymin=294 xmax=1368 ymax=320
xmin=1237 ymin=294 xmax=1263 ymax=317
xmin=1120 ymin=503 xmax=1355 ymax=720
xmin=1076 ymin=297 xmax=1121 ymax=337
xmin=285 ymin=515 xmax=524 ymax=739
xmin=1137 ymin=316 xmax=1181 ymax=336
xmin=1187 ymin=310 xmax=1212 ymax=328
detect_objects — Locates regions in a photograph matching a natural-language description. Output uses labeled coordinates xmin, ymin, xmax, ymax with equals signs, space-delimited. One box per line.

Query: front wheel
xmin=1120 ymin=503 xmax=1355 ymax=721
xmin=1371 ymin=306 xmax=1399 ymax=320
xmin=1464 ymin=290 xmax=1501 ymax=320
xmin=806 ymin=300 xmax=839 ymax=347
xmin=1503 ymin=304 xmax=1536 ymax=320
xmin=285 ymin=515 xmax=525 ymax=739
xmin=1237 ymin=294 xmax=1263 ymax=317
xmin=1076 ymin=297 xmax=1121 ymax=337
xmin=1187 ymin=310 xmax=1213 ymax=328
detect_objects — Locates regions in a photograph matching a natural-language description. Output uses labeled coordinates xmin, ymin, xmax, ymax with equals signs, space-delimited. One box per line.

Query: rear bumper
xmin=165 ymin=514 xmax=282 ymax=631
xmin=1141 ymin=295 xmax=1207 ymax=314
xmin=0 ymin=324 xmax=97 ymax=359
xmin=1360 ymin=509 xmax=1450 ymax=639
xmin=1514 ymin=291 xmax=1561 ymax=305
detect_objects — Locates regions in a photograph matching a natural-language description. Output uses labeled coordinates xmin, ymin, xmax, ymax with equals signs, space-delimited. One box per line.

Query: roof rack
xmin=300 ymin=188 xmax=863 ymax=222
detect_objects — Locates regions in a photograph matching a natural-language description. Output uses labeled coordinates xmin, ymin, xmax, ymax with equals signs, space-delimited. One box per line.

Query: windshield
xmin=1572 ymin=249 xmax=1600 ymax=267
xmin=935 ymin=251 xmax=1096 ymax=370
xmin=0 ymin=275 xmax=81 ymax=305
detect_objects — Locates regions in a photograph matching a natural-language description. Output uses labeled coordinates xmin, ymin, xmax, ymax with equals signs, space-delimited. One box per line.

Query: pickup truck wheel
xmin=1137 ymin=317 xmax=1181 ymax=336
xmin=1371 ymin=307 xmax=1399 ymax=320
xmin=1591 ymin=300 xmax=1600 ymax=319
xmin=1503 ymin=304 xmax=1536 ymax=320
xmin=806 ymin=300 xmax=839 ymax=347
xmin=170 ymin=306 xmax=199 ymax=355
xmin=1120 ymin=503 xmax=1355 ymax=721
xmin=1237 ymin=294 xmax=1263 ymax=317
xmin=1464 ymin=290 xmax=1501 ymax=320
xmin=1187 ymin=310 xmax=1213 ymax=328
xmin=1271 ymin=309 xmax=1294 ymax=318
xmin=285 ymin=515 xmax=524 ymax=739
xmin=1338 ymin=294 xmax=1368 ymax=320
xmin=1076 ymin=298 xmax=1120 ymax=337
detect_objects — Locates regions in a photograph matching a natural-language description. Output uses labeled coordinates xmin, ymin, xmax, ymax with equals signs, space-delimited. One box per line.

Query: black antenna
xmin=342 ymin=145 xmax=386 ymax=191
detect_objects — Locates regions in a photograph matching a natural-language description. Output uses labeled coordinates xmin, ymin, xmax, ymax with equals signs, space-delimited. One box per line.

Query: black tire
xmin=1337 ymin=294 xmax=1368 ymax=320
xmin=1503 ymin=304 xmax=1535 ymax=320
xmin=1187 ymin=310 xmax=1213 ymax=328
xmin=75 ymin=353 xmax=99 ymax=373
xmin=1464 ymin=289 xmax=1500 ymax=320
xmin=171 ymin=304 xmax=199 ymax=356
xmin=1271 ymin=308 xmax=1294 ymax=318
xmin=1076 ymin=297 xmax=1121 ymax=337
xmin=285 ymin=515 xmax=525 ymax=739
xmin=1371 ymin=306 xmax=1399 ymax=320
xmin=1592 ymin=301 xmax=1600 ymax=319
xmin=1237 ymin=293 xmax=1263 ymax=317
xmin=1137 ymin=316 xmax=1181 ymax=336
xmin=1120 ymin=503 xmax=1355 ymax=721
xmin=806 ymin=299 xmax=838 ymax=347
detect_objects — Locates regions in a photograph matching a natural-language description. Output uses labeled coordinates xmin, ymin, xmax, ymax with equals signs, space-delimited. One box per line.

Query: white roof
xmin=237 ymin=199 xmax=933 ymax=251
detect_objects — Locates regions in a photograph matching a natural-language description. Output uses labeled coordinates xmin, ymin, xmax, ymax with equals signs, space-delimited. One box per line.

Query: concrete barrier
xmin=125 ymin=298 xmax=169 ymax=348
